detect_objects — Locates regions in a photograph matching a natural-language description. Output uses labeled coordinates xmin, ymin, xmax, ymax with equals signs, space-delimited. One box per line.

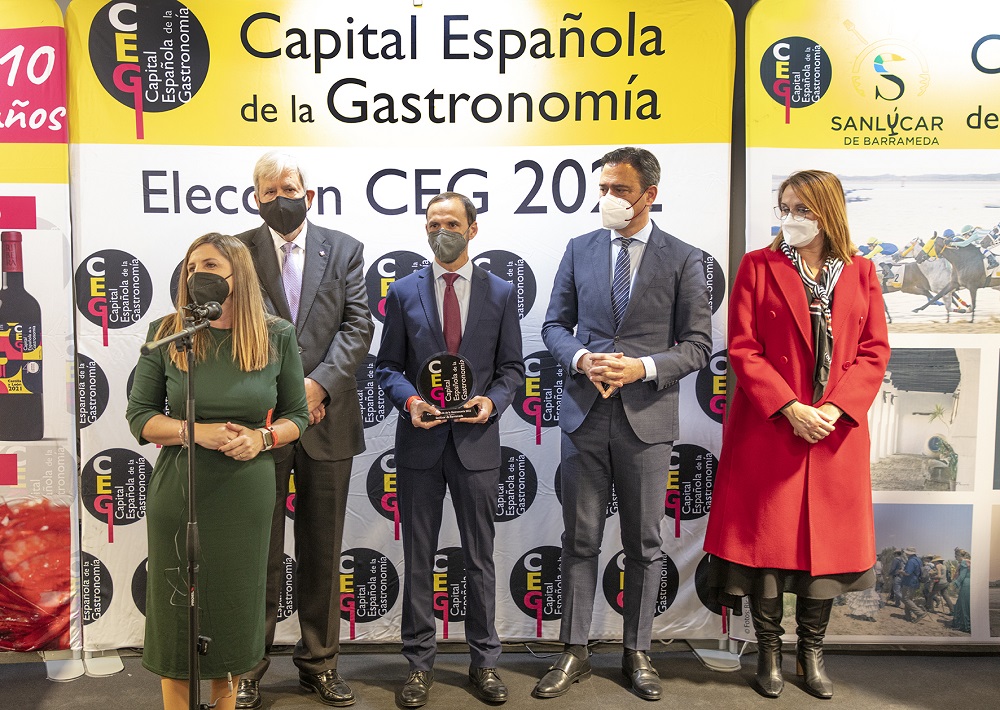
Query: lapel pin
xmin=319 ymin=250 xmax=327 ymax=257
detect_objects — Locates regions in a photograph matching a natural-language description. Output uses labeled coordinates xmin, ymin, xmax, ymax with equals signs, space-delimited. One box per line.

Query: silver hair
xmin=252 ymin=150 xmax=309 ymax=193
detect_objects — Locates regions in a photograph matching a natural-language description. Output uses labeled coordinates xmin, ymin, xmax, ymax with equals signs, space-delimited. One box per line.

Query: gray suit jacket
xmin=239 ymin=221 xmax=374 ymax=461
xmin=541 ymin=222 xmax=712 ymax=443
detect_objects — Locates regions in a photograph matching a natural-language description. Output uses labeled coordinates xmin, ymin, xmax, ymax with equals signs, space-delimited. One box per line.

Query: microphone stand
xmin=141 ymin=311 xmax=216 ymax=710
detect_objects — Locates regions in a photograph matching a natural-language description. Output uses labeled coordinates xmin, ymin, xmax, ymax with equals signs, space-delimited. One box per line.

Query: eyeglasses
xmin=774 ymin=206 xmax=813 ymax=222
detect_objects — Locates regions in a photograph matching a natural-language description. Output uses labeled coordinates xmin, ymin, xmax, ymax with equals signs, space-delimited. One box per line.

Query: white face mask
xmin=600 ymin=194 xmax=637 ymax=230
xmin=781 ymin=218 xmax=820 ymax=248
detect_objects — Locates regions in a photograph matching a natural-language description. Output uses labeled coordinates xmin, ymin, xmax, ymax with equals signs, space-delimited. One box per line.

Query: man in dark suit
xmin=375 ymin=192 xmax=524 ymax=708
xmin=236 ymin=151 xmax=374 ymax=709
xmin=534 ymin=147 xmax=712 ymax=701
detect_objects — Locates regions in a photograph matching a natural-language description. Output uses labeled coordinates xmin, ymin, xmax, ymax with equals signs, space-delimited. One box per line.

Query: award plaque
xmin=416 ymin=352 xmax=479 ymax=422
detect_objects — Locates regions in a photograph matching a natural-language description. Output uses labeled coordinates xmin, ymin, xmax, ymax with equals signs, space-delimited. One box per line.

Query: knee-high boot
xmin=795 ymin=597 xmax=834 ymax=699
xmin=748 ymin=595 xmax=784 ymax=698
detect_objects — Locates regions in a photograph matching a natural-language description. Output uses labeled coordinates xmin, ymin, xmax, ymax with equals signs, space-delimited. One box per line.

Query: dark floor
xmin=3 ymin=643 xmax=999 ymax=710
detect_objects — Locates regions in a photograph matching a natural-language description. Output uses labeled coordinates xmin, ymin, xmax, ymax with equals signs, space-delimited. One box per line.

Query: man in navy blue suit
xmin=375 ymin=192 xmax=524 ymax=708
xmin=535 ymin=147 xmax=712 ymax=701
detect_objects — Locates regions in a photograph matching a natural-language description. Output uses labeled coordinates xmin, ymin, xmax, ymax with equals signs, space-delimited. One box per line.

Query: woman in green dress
xmin=127 ymin=233 xmax=308 ymax=710
xmin=950 ymin=548 xmax=972 ymax=633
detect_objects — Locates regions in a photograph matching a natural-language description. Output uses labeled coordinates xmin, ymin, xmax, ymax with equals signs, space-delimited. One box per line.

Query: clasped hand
xmin=195 ymin=421 xmax=264 ymax=460
xmin=579 ymin=352 xmax=646 ymax=398
xmin=782 ymin=402 xmax=841 ymax=444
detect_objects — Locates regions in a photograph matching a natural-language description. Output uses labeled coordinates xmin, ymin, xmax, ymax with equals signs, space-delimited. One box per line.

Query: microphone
xmin=185 ymin=301 xmax=224 ymax=321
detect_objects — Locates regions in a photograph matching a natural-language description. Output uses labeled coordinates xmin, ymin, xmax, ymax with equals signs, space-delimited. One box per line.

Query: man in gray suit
xmin=535 ymin=147 xmax=712 ymax=701
xmin=236 ymin=151 xmax=374 ymax=709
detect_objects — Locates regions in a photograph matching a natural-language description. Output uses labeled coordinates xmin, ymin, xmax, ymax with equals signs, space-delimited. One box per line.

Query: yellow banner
xmin=0 ymin=0 xmax=67 ymax=184
xmin=747 ymin=0 xmax=1000 ymax=149
xmin=67 ymin=0 xmax=734 ymax=147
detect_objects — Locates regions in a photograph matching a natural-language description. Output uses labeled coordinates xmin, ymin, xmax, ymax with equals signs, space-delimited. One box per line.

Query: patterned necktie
xmin=281 ymin=241 xmax=302 ymax=324
xmin=611 ymin=237 xmax=633 ymax=328
xmin=442 ymin=272 xmax=462 ymax=354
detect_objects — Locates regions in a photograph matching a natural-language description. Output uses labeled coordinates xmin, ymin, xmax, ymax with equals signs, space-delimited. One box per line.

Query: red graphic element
xmin=429 ymin=386 xmax=446 ymax=409
xmin=0 ymin=197 xmax=37 ymax=229
xmin=378 ymin=298 xmax=387 ymax=317
xmin=433 ymin=592 xmax=449 ymax=638
xmin=340 ymin=593 xmax=356 ymax=639
xmin=112 ymin=63 xmax=144 ymax=140
xmin=522 ymin=397 xmax=541 ymax=445
xmin=88 ymin=296 xmax=109 ymax=346
xmin=285 ymin=492 xmax=296 ymax=514
xmin=664 ymin=489 xmax=682 ymax=539
xmin=0 ymin=27 xmax=68 ymax=144
xmin=0 ymin=453 xmax=17 ymax=486
xmin=380 ymin=492 xmax=399 ymax=541
xmin=774 ymin=78 xmax=791 ymax=124
xmin=721 ymin=607 xmax=728 ymax=635
xmin=0 ymin=498 xmax=71 ymax=651
xmin=93 ymin=494 xmax=114 ymax=542
xmin=523 ymin=590 xmax=543 ymax=638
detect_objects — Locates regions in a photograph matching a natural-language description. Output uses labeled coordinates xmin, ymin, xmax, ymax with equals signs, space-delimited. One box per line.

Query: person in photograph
xmin=887 ymin=549 xmax=905 ymax=606
xmin=951 ymin=549 xmax=972 ymax=632
xmin=126 ymin=233 xmax=309 ymax=710
xmin=375 ymin=192 xmax=524 ymax=708
xmin=927 ymin=555 xmax=953 ymax=615
xmin=703 ymin=170 xmax=890 ymax=699
xmin=536 ymin=146 xmax=713 ymax=701
xmin=236 ymin=151 xmax=374 ymax=709
xmin=900 ymin=548 xmax=927 ymax=623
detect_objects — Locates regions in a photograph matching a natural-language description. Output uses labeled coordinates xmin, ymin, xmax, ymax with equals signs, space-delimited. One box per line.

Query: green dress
xmin=126 ymin=318 xmax=308 ymax=679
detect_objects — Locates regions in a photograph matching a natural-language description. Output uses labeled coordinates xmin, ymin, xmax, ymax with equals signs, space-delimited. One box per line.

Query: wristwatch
xmin=260 ymin=427 xmax=275 ymax=451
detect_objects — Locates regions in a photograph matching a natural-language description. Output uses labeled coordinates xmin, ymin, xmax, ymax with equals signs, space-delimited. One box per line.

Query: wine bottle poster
xmin=0 ymin=0 xmax=78 ymax=652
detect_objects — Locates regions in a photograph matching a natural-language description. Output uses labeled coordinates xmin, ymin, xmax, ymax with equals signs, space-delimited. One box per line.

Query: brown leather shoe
xmin=398 ymin=670 xmax=434 ymax=708
xmin=532 ymin=651 xmax=592 ymax=698
xmin=469 ymin=667 xmax=508 ymax=704
xmin=622 ymin=650 xmax=661 ymax=701
xmin=299 ymin=670 xmax=356 ymax=707
xmin=235 ymin=679 xmax=261 ymax=710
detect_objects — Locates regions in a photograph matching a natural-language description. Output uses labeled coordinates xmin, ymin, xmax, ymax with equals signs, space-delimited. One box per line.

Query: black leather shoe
xmin=398 ymin=670 xmax=434 ymax=708
xmin=532 ymin=651 xmax=592 ymax=698
xmin=469 ymin=667 xmax=508 ymax=704
xmin=299 ymin=670 xmax=356 ymax=707
xmin=622 ymin=650 xmax=661 ymax=701
xmin=235 ymin=679 xmax=261 ymax=710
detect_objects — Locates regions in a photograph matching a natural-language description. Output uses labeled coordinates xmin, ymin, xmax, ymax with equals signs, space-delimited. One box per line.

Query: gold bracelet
xmin=179 ymin=420 xmax=189 ymax=448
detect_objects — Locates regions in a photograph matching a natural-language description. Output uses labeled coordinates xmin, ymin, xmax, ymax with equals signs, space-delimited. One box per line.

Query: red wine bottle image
xmin=0 ymin=231 xmax=43 ymax=440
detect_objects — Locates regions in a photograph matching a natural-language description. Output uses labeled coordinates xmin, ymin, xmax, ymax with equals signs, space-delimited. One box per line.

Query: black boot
xmin=795 ymin=597 xmax=834 ymax=699
xmin=748 ymin=595 xmax=784 ymax=698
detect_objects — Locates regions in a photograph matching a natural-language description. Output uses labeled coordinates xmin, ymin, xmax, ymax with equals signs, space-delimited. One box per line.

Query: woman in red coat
xmin=704 ymin=170 xmax=889 ymax=699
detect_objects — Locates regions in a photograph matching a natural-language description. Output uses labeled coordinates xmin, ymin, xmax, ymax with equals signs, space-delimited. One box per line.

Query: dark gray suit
xmin=239 ymin=220 xmax=374 ymax=677
xmin=541 ymin=222 xmax=711 ymax=650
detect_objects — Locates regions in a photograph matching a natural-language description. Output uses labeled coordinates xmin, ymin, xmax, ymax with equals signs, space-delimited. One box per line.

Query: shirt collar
xmin=612 ymin=218 xmax=653 ymax=245
xmin=432 ymin=258 xmax=474 ymax=282
xmin=270 ymin=220 xmax=308 ymax=252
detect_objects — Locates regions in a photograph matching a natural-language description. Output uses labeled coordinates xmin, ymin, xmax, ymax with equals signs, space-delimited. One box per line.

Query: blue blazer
xmin=375 ymin=264 xmax=525 ymax=471
xmin=541 ymin=223 xmax=713 ymax=443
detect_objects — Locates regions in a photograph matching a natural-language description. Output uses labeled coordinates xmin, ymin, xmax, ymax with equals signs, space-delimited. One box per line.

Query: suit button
xmin=614 ymin=336 xmax=620 ymax=343
xmin=781 ymin=356 xmax=788 ymax=364
xmin=843 ymin=362 xmax=851 ymax=370
xmin=769 ymin=310 xmax=777 ymax=319
xmin=298 ymin=347 xmax=304 ymax=354
xmin=859 ymin=317 xmax=864 ymax=325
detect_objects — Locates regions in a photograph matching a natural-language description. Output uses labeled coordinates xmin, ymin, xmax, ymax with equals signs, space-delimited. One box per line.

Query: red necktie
xmin=442 ymin=272 xmax=462 ymax=354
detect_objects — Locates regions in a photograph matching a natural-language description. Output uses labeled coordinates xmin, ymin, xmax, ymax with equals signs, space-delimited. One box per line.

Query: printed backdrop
xmin=0 ymin=0 xmax=77 ymax=653
xmin=66 ymin=0 xmax=734 ymax=650
xmin=744 ymin=0 xmax=1000 ymax=643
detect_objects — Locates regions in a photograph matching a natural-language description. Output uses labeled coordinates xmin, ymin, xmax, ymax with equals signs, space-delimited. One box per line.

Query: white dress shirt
xmin=270 ymin=221 xmax=308 ymax=274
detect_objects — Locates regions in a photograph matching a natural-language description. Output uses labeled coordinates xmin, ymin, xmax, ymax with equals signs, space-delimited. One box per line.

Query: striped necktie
xmin=281 ymin=241 xmax=302 ymax=324
xmin=611 ymin=237 xmax=633 ymax=328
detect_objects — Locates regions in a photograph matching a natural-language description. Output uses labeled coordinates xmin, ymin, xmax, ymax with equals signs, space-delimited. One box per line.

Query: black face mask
xmin=258 ymin=195 xmax=308 ymax=235
xmin=187 ymin=271 xmax=231 ymax=306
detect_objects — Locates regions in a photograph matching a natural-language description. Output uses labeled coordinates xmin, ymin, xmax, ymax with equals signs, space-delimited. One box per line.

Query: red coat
xmin=704 ymin=247 xmax=890 ymax=576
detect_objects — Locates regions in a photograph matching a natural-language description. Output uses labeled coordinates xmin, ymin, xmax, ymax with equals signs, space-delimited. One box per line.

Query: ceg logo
xmin=339 ymin=547 xmax=399 ymax=640
xmin=510 ymin=545 xmax=562 ymax=638
xmin=432 ymin=547 xmax=467 ymax=639
xmin=74 ymin=250 xmax=152 ymax=347
xmin=601 ymin=550 xmax=678 ymax=617
xmin=366 ymin=448 xmax=400 ymax=540
xmin=364 ymin=251 xmax=430 ymax=322
xmin=760 ymin=37 xmax=832 ymax=124
xmin=664 ymin=444 xmax=718 ymax=538
xmin=513 ymin=350 xmax=564 ymax=445
xmin=695 ymin=350 xmax=727 ymax=423
xmin=81 ymin=448 xmax=149 ymax=543
xmin=88 ymin=1 xmax=210 ymax=139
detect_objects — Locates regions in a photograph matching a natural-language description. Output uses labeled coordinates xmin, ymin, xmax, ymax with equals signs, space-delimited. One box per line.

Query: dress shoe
xmin=622 ymin=650 xmax=662 ymax=701
xmin=469 ymin=667 xmax=508 ymax=704
xmin=532 ymin=651 xmax=592 ymax=698
xmin=299 ymin=669 xmax=356 ymax=707
xmin=235 ymin=678 xmax=261 ymax=710
xmin=398 ymin=670 xmax=434 ymax=708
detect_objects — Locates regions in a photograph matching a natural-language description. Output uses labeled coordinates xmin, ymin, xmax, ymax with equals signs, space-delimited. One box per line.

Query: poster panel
xmin=68 ymin=0 xmax=733 ymax=649
xmin=0 ymin=0 xmax=78 ymax=652
xmin=746 ymin=0 xmax=1000 ymax=643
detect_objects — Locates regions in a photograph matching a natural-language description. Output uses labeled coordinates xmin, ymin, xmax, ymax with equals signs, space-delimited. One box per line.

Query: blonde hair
xmin=770 ymin=170 xmax=856 ymax=263
xmin=155 ymin=233 xmax=275 ymax=372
